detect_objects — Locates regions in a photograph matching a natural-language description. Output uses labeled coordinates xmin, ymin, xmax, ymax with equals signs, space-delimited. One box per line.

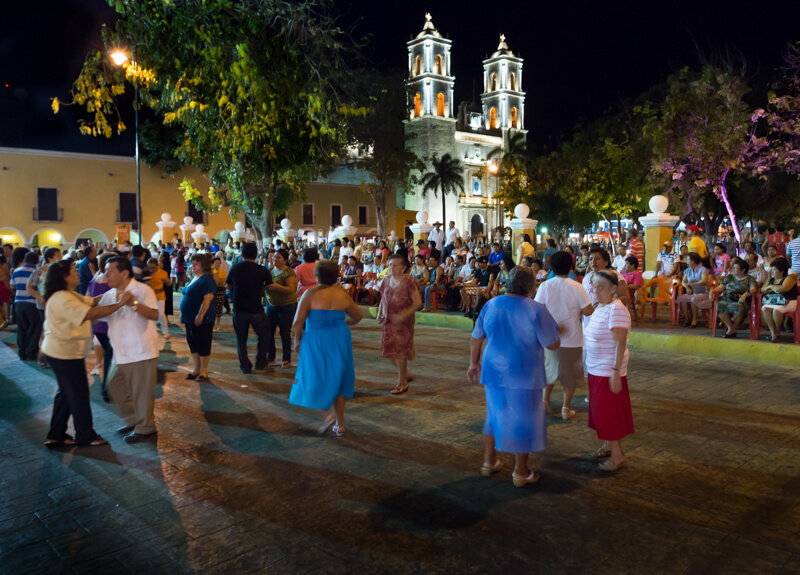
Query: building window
xmin=331 ymin=204 xmax=342 ymax=227
xmin=415 ymin=55 xmax=422 ymax=75
xmin=302 ymin=203 xmax=314 ymax=226
xmin=509 ymin=72 xmax=517 ymax=91
xmin=358 ymin=205 xmax=368 ymax=225
xmin=118 ymin=192 xmax=137 ymax=223
xmin=437 ymin=93 xmax=444 ymax=116
xmin=434 ymin=54 xmax=443 ymax=74
xmin=510 ymin=107 xmax=517 ymax=129
xmin=472 ymin=177 xmax=482 ymax=197
xmin=491 ymin=73 xmax=498 ymax=91
xmin=34 ymin=187 xmax=61 ymax=222
xmin=274 ymin=212 xmax=286 ymax=227
xmin=414 ymin=93 xmax=421 ymax=117
xmin=186 ymin=201 xmax=208 ymax=225
xmin=490 ymin=107 xmax=497 ymax=129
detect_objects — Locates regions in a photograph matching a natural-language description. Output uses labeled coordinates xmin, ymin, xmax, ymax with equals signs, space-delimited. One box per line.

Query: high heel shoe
xmin=480 ymin=460 xmax=503 ymax=477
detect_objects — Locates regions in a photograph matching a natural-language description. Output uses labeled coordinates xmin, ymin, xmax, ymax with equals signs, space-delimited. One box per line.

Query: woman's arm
xmin=691 ymin=271 xmax=709 ymax=287
xmin=194 ymin=293 xmax=214 ymax=326
xmin=291 ymin=290 xmax=312 ymax=349
xmin=467 ymin=336 xmax=485 ymax=382
xmin=393 ymin=285 xmax=422 ymax=323
xmin=774 ymin=275 xmax=797 ymax=293
xmin=609 ymin=326 xmax=628 ymax=393
xmin=85 ymin=292 xmax=133 ymax=320
xmin=616 ymin=277 xmax=630 ymax=305
xmin=345 ymin=296 xmax=364 ymax=327
xmin=268 ymin=273 xmax=298 ymax=294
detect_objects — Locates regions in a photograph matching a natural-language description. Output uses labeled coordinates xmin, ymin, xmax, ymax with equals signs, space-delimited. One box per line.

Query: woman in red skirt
xmin=583 ymin=270 xmax=634 ymax=471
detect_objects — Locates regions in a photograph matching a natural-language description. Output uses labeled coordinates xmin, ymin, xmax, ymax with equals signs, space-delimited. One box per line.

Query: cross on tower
xmin=425 ymin=12 xmax=432 ymax=22
xmin=500 ymin=34 xmax=506 ymax=43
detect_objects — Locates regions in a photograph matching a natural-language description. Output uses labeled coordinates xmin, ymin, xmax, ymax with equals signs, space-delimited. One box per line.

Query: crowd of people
xmin=1 ymin=217 xmax=796 ymax=485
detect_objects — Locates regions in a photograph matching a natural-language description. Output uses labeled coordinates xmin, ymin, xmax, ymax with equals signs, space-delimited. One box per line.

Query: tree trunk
xmin=718 ymin=176 xmax=742 ymax=245
xmin=375 ymin=188 xmax=387 ymax=240
xmin=243 ymin=183 xmax=272 ymax=248
xmin=441 ymin=189 xmax=447 ymax=228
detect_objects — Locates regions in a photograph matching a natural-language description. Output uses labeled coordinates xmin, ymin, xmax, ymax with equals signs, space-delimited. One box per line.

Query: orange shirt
xmin=149 ymin=268 xmax=169 ymax=301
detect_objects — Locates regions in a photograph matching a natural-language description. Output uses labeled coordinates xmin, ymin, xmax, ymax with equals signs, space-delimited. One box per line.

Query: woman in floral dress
xmin=710 ymin=257 xmax=756 ymax=338
xmin=377 ymin=254 xmax=422 ymax=395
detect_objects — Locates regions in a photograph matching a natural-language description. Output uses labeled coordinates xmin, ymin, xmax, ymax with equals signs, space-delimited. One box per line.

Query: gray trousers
xmin=108 ymin=358 xmax=158 ymax=435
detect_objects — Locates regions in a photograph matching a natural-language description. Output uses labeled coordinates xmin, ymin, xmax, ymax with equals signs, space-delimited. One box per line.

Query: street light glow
xmin=488 ymin=163 xmax=498 ymax=174
xmin=110 ymin=51 xmax=128 ymax=66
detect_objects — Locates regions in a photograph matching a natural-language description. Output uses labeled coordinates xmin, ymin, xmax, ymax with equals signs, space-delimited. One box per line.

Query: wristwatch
xmin=131 ymin=300 xmax=139 ymax=312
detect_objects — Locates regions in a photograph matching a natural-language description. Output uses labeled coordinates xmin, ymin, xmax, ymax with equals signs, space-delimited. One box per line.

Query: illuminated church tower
xmin=481 ymin=35 xmax=525 ymax=134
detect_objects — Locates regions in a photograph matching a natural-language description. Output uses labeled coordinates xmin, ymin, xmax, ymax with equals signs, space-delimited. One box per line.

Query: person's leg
xmin=333 ymin=396 xmax=346 ymax=429
xmin=690 ymin=302 xmax=699 ymax=325
xmin=130 ymin=359 xmax=158 ymax=435
xmin=232 ymin=313 xmax=253 ymax=372
xmin=15 ymin=303 xmax=29 ymax=360
xmin=762 ymin=306 xmax=777 ymax=338
xmin=279 ymin=304 xmax=295 ymax=364
xmin=773 ymin=310 xmax=785 ymax=339
xmin=95 ymin=332 xmax=113 ymax=400
xmin=608 ymin=439 xmax=626 ymax=465
xmin=26 ymin=305 xmax=43 ymax=361
xmin=200 ymin=355 xmax=210 ymax=377
xmin=266 ymin=304 xmax=278 ymax=362
xmin=563 ymin=386 xmax=576 ymax=410
xmin=46 ymin=357 xmax=71 ymax=442
xmin=108 ymin=363 xmax=136 ymax=427
xmin=91 ymin=341 xmax=103 ymax=374
xmin=483 ymin=434 xmax=498 ymax=468
xmin=513 ymin=453 xmax=531 ymax=478
xmin=393 ymin=357 xmax=408 ymax=389
xmin=423 ymin=286 xmax=432 ymax=310
xmin=543 ymin=384 xmax=554 ymax=409
xmin=56 ymin=358 xmax=98 ymax=445
xmin=719 ymin=312 xmax=734 ymax=334
xmin=157 ymin=300 xmax=169 ymax=337
xmin=251 ymin=312 xmax=271 ymax=369
xmin=679 ymin=301 xmax=688 ymax=324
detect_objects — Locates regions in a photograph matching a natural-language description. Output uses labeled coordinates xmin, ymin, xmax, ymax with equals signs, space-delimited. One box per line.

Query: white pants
xmin=157 ymin=300 xmax=169 ymax=337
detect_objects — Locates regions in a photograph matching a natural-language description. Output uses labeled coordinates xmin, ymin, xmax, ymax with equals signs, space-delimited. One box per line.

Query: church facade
xmin=403 ymin=14 xmax=527 ymax=240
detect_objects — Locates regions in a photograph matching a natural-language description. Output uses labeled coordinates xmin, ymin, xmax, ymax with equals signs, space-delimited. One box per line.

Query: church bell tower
xmin=481 ymin=35 xmax=525 ymax=134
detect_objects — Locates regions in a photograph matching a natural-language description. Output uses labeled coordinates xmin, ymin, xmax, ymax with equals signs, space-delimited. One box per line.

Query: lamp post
xmin=488 ymin=161 xmax=502 ymax=235
xmin=110 ymin=50 xmax=142 ymax=246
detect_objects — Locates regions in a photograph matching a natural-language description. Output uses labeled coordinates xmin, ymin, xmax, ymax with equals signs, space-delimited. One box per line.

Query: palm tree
xmin=488 ymin=131 xmax=528 ymax=173
xmin=420 ymin=153 xmax=464 ymax=224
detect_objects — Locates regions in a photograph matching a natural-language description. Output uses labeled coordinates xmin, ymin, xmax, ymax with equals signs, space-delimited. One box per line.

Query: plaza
xmin=1 ymin=317 xmax=798 ymax=574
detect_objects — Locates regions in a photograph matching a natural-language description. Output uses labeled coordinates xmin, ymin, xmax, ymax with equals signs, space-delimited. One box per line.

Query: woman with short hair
xmin=583 ymin=270 xmax=634 ymax=471
xmin=295 ymin=248 xmax=319 ymax=297
xmin=469 ymin=266 xmax=560 ymax=487
xmin=677 ymin=252 xmax=711 ymax=328
xmin=42 ymin=260 xmax=132 ymax=446
xmin=711 ymin=257 xmax=756 ymax=338
xmin=180 ymin=253 xmax=216 ymax=381
xmin=290 ymin=260 xmax=363 ymax=436
xmin=266 ymin=249 xmax=299 ymax=368
xmin=760 ymin=257 xmax=797 ymax=343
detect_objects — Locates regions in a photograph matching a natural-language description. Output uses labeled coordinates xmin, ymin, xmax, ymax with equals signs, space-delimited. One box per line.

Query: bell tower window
xmin=490 ymin=73 xmax=498 ymax=91
xmin=509 ymin=72 xmax=516 ymax=90
xmin=414 ymin=93 xmax=422 ymax=117
xmin=415 ymin=56 xmax=422 ymax=76
xmin=510 ymin=107 xmax=517 ymax=128
xmin=437 ymin=93 xmax=444 ymax=116
xmin=435 ymin=54 xmax=443 ymax=74
xmin=490 ymin=107 xmax=497 ymax=129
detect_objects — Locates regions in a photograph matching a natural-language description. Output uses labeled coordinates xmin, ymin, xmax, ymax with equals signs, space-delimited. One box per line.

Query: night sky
xmin=3 ymin=0 xmax=800 ymax=156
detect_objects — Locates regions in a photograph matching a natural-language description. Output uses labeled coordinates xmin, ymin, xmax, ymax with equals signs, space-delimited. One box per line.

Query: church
xmin=402 ymin=14 xmax=527 ymax=240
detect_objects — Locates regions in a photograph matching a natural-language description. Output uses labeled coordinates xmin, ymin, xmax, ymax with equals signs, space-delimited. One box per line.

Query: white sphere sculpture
xmin=281 ymin=218 xmax=292 ymax=230
xmin=195 ymin=224 xmax=205 ymax=233
xmin=341 ymin=215 xmax=353 ymax=228
xmin=649 ymin=195 xmax=669 ymax=214
xmin=514 ymin=203 xmax=530 ymax=220
xmin=234 ymin=221 xmax=245 ymax=232
xmin=416 ymin=211 xmax=429 ymax=224
xmin=183 ymin=216 xmax=193 ymax=226
xmin=161 ymin=213 xmax=172 ymax=222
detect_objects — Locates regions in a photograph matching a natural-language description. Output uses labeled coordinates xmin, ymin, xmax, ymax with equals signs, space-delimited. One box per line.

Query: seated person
xmin=421 ymin=256 xmax=443 ymax=312
xmin=612 ymin=244 xmax=628 ymax=274
xmin=745 ymin=252 xmax=768 ymax=288
xmin=492 ymin=256 xmax=515 ymax=297
xmin=620 ymin=256 xmax=644 ymax=292
xmin=460 ymin=256 xmax=492 ymax=318
xmin=676 ymin=252 xmax=712 ymax=328
xmin=446 ymin=256 xmax=474 ymax=310
xmin=742 ymin=241 xmax=763 ymax=268
xmin=575 ymin=244 xmax=590 ymax=275
xmin=713 ymin=243 xmax=731 ymax=277
xmin=410 ymin=254 xmax=430 ymax=287
xmin=761 ymin=257 xmax=798 ymax=343
xmin=711 ymin=257 xmax=756 ymax=338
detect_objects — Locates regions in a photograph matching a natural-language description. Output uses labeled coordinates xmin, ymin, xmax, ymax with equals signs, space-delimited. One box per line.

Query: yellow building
xmin=0 ymin=147 xmax=394 ymax=249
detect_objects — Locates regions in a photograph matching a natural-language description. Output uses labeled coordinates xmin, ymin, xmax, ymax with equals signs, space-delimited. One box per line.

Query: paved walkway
xmin=0 ymin=317 xmax=799 ymax=574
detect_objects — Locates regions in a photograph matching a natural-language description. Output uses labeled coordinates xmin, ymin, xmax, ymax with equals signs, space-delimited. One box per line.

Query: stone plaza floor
xmin=1 ymin=316 xmax=799 ymax=574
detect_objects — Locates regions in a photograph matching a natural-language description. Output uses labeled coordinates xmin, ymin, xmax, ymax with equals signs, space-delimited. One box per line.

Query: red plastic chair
xmin=641 ymin=277 xmax=679 ymax=324
xmin=355 ymin=273 xmax=377 ymax=305
xmin=750 ymin=292 xmax=762 ymax=340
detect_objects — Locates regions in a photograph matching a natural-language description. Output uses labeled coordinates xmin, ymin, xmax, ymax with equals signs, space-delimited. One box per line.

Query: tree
xmin=487 ymin=131 xmax=528 ymax=219
xmin=759 ymin=43 xmax=800 ymax=178
xmin=53 ymin=0 xmax=361 ymax=242
xmin=350 ymin=74 xmax=424 ymax=239
xmin=643 ymin=65 xmax=768 ymax=245
xmin=420 ymin=153 xmax=464 ymax=224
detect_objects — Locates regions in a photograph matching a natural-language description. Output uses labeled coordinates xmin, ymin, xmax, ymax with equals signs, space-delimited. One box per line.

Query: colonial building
xmin=0 ymin=147 xmax=396 ymax=249
xmin=403 ymin=14 xmax=527 ymax=239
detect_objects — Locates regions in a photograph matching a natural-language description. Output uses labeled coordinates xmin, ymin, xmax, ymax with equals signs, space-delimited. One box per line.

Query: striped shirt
xmin=786 ymin=238 xmax=800 ymax=271
xmin=10 ymin=264 xmax=37 ymax=304
xmin=628 ymin=238 xmax=644 ymax=272
xmin=584 ymin=299 xmax=630 ymax=377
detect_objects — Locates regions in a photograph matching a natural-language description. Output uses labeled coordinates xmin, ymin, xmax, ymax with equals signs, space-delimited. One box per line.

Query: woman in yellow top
xmin=147 ymin=258 xmax=170 ymax=339
xmin=212 ymin=257 xmax=228 ymax=332
xmin=42 ymin=260 xmax=132 ymax=447
xmin=266 ymin=249 xmax=298 ymax=368
xmin=516 ymin=233 xmax=536 ymax=264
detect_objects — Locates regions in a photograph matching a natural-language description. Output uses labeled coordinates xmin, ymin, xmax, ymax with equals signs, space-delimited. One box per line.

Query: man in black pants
xmin=226 ymin=242 xmax=273 ymax=373
xmin=11 ymin=252 xmax=42 ymax=361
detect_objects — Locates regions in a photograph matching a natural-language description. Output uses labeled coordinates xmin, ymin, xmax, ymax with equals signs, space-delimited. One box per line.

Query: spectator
xmin=516 ymin=234 xmax=535 ymax=265
xmin=130 ymin=245 xmax=150 ymax=283
xmin=0 ymin=254 xmax=10 ymax=329
xmin=211 ymin=257 xmax=227 ymax=332
xmin=627 ymin=229 xmax=644 ymax=273
xmin=745 ymin=253 xmax=768 ymax=288
xmin=677 ymin=252 xmax=712 ymax=328
xmin=764 ymin=224 xmax=789 ymax=258
xmin=461 ymin=256 xmax=492 ymax=317
xmin=686 ymin=225 xmax=709 ymax=258
xmin=181 ymin=254 xmax=216 ymax=381
xmin=711 ymin=257 xmax=756 ymax=338
xmin=656 ymin=241 xmax=678 ymax=277
xmin=410 ymin=254 xmax=429 ymax=287
xmin=11 ymin=251 xmax=41 ymax=361
xmin=469 ymin=266 xmax=560 ymax=487
xmin=295 ymin=248 xmax=319 ymax=298
xmin=760 ymin=257 xmax=797 ymax=343
xmin=713 ymin=243 xmax=731 ymax=277
xmin=226 ymin=242 xmax=273 ymax=374
xmin=543 ymin=238 xmax=557 ymax=270
xmin=576 ymin=245 xmax=590 ymax=275
xmin=786 ymin=233 xmax=800 ymax=271
xmin=612 ymin=245 xmax=628 ymax=274
xmin=621 ymin=256 xmax=643 ymax=292
xmin=147 ymin=258 xmax=171 ymax=340
xmin=78 ymin=246 xmax=97 ymax=295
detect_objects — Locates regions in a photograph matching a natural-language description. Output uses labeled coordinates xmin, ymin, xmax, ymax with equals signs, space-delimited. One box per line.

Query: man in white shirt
xmin=428 ymin=222 xmax=444 ymax=252
xmin=99 ymin=256 xmax=161 ymax=444
xmin=338 ymin=237 xmax=354 ymax=265
xmin=327 ymin=225 xmax=339 ymax=245
xmin=612 ymin=245 xmax=628 ymax=274
xmin=534 ymin=251 xmax=594 ymax=419
xmin=445 ymin=221 xmax=460 ymax=247
xmin=656 ymin=241 xmax=679 ymax=277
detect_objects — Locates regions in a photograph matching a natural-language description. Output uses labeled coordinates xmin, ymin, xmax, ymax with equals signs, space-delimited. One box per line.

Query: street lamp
xmin=110 ymin=49 xmax=142 ymax=245
xmin=488 ymin=161 xmax=503 ymax=235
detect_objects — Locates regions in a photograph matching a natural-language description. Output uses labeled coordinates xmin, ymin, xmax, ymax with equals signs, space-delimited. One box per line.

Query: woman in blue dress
xmin=290 ymin=260 xmax=363 ymax=436
xmin=468 ymin=266 xmax=561 ymax=487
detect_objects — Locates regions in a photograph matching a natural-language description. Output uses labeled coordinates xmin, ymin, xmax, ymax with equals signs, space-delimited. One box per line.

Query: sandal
xmin=196 ymin=375 xmax=208 ymax=382
xmin=599 ymin=458 xmax=627 ymax=472
xmin=331 ymin=425 xmax=346 ymax=437
xmin=480 ymin=460 xmax=503 ymax=477
xmin=318 ymin=412 xmax=336 ymax=434
xmin=80 ymin=436 xmax=108 ymax=447
xmin=44 ymin=434 xmax=76 ymax=447
xmin=591 ymin=446 xmax=611 ymax=458
xmin=391 ymin=384 xmax=409 ymax=395
xmin=512 ymin=470 xmax=540 ymax=488
xmin=186 ymin=373 xmax=198 ymax=380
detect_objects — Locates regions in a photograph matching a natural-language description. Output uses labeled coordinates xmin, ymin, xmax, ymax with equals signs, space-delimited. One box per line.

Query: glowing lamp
xmin=110 ymin=51 xmax=128 ymax=66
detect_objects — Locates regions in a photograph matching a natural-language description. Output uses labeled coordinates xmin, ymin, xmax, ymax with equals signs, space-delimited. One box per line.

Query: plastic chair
xmin=430 ymin=273 xmax=449 ymax=312
xmin=355 ymin=273 xmax=377 ymax=305
xmin=641 ymin=277 xmax=679 ymax=324
xmin=750 ymin=292 xmax=762 ymax=340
